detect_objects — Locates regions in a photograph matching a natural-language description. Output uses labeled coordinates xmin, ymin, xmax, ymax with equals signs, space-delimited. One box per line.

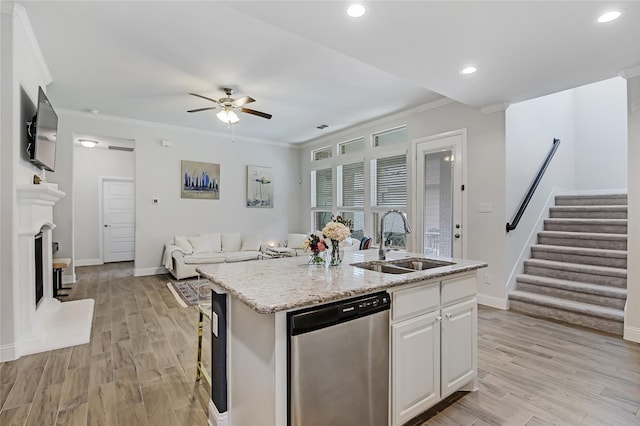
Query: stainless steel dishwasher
xmin=287 ymin=291 xmax=390 ymax=426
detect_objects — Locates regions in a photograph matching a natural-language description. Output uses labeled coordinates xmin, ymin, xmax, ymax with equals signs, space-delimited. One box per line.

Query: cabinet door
xmin=441 ymin=298 xmax=477 ymax=398
xmin=391 ymin=311 xmax=440 ymax=426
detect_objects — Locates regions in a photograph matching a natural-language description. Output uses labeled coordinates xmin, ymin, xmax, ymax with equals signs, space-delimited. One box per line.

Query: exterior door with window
xmin=415 ymin=132 xmax=464 ymax=258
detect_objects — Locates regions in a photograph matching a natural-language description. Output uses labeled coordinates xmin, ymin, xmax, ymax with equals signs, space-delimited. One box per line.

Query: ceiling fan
xmin=187 ymin=88 xmax=272 ymax=124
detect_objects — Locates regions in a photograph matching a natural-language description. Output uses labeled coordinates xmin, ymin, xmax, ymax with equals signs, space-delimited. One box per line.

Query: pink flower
xmin=317 ymin=241 xmax=326 ymax=251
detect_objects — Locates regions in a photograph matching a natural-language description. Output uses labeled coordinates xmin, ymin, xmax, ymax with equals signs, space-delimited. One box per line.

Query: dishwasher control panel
xmin=289 ymin=292 xmax=391 ymax=335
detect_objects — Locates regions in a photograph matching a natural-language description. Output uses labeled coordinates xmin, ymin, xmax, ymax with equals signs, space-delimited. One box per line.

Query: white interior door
xmin=103 ymin=179 xmax=135 ymax=263
xmin=415 ymin=132 xmax=464 ymax=258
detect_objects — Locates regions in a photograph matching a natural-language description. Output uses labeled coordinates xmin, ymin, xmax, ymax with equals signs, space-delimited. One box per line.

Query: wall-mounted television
xmin=27 ymin=87 xmax=58 ymax=172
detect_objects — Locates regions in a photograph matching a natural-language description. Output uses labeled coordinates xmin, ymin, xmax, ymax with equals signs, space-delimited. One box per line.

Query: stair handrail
xmin=506 ymin=138 xmax=561 ymax=233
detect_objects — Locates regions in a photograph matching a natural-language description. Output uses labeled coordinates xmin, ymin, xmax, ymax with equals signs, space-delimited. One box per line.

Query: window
xmin=338 ymin=161 xmax=365 ymax=240
xmin=311 ymin=146 xmax=332 ymax=161
xmin=339 ymin=137 xmax=365 ymax=155
xmin=372 ymin=154 xmax=407 ymax=207
xmin=312 ymin=168 xmax=332 ymax=230
xmin=371 ymin=153 xmax=407 ymax=249
xmin=373 ymin=126 xmax=408 ymax=147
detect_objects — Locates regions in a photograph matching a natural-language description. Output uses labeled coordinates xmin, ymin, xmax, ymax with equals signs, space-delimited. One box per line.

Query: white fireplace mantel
xmin=15 ymin=183 xmax=94 ymax=357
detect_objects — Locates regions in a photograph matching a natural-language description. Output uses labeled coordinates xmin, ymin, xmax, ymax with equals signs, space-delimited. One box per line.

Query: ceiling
xmin=18 ymin=1 xmax=640 ymax=145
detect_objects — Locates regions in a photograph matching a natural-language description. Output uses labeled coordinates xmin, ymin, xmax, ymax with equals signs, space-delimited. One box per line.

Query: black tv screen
xmin=28 ymin=87 xmax=58 ymax=172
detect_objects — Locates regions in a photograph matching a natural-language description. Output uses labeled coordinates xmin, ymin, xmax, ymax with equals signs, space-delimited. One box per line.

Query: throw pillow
xmin=188 ymin=235 xmax=213 ymax=254
xmin=174 ymin=235 xmax=193 ymax=254
xmin=202 ymin=232 xmax=222 ymax=252
xmin=287 ymin=233 xmax=308 ymax=249
xmin=241 ymin=234 xmax=262 ymax=252
xmin=221 ymin=233 xmax=242 ymax=252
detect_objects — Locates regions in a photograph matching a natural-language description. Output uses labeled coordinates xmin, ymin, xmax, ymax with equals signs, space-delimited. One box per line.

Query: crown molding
xmin=300 ymin=96 xmax=455 ymax=148
xmin=56 ymin=108 xmax=296 ymax=149
xmin=11 ymin=3 xmax=53 ymax=85
xmin=480 ymin=102 xmax=510 ymax=114
xmin=620 ymin=65 xmax=640 ymax=80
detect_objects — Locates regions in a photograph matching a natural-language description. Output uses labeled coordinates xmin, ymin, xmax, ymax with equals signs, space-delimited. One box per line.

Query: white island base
xmin=202 ymin=262 xmax=482 ymax=426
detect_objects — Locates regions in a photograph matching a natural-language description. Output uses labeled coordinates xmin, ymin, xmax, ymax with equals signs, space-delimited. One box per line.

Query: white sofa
xmin=163 ymin=232 xmax=263 ymax=280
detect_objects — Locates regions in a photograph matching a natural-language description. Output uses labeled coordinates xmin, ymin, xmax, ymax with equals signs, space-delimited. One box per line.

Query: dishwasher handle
xmin=289 ymin=292 xmax=390 ymax=336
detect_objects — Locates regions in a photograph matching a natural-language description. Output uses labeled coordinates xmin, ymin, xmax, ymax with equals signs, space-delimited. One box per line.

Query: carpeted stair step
xmin=509 ymin=291 xmax=624 ymax=335
xmin=523 ymin=258 xmax=627 ymax=288
xmin=549 ymin=205 xmax=627 ymax=219
xmin=555 ymin=194 xmax=627 ymax=206
xmin=543 ymin=218 xmax=627 ymax=234
xmin=537 ymin=231 xmax=627 ymax=250
xmin=530 ymin=245 xmax=627 ymax=269
xmin=515 ymin=274 xmax=627 ymax=310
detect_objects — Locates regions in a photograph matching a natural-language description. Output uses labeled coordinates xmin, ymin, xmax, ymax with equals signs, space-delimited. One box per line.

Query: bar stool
xmin=52 ymin=258 xmax=71 ymax=298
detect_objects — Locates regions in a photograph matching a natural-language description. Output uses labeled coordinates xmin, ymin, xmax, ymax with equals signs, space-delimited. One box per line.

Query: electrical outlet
xmin=484 ymin=273 xmax=492 ymax=284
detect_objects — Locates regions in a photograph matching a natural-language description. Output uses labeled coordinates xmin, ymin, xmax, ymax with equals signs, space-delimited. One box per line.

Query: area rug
xmin=166 ymin=280 xmax=211 ymax=307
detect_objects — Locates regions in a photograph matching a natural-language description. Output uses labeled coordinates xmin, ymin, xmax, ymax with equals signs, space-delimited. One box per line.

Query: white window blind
xmin=315 ymin=168 xmax=332 ymax=208
xmin=375 ymin=154 xmax=407 ymax=207
xmin=341 ymin=162 xmax=364 ymax=208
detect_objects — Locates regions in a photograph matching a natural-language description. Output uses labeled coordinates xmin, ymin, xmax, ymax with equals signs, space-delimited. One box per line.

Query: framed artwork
xmin=247 ymin=165 xmax=273 ymax=208
xmin=181 ymin=160 xmax=220 ymax=200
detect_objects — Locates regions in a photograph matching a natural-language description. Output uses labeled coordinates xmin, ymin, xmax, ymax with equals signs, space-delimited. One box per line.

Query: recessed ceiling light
xmin=347 ymin=4 xmax=366 ymax=18
xmin=79 ymin=139 xmax=98 ymax=148
xmin=597 ymin=10 xmax=622 ymax=23
xmin=460 ymin=66 xmax=477 ymax=75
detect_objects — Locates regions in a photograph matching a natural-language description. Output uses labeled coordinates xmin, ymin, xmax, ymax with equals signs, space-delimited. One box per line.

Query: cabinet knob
xmin=436 ymin=316 xmax=442 ymax=321
xmin=446 ymin=313 xmax=452 ymax=319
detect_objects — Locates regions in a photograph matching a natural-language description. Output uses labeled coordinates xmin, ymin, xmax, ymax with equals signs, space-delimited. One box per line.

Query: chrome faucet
xmin=379 ymin=210 xmax=412 ymax=260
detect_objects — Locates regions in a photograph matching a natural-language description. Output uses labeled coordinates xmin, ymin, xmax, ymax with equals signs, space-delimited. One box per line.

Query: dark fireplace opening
xmin=35 ymin=232 xmax=43 ymax=306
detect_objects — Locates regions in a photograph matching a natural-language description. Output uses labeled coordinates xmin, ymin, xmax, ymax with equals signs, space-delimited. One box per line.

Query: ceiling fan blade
xmin=187 ymin=107 xmax=218 ymax=113
xmin=232 ymin=96 xmax=255 ymax=108
xmin=241 ymin=108 xmax=272 ymax=120
xmin=189 ymin=93 xmax=218 ymax=103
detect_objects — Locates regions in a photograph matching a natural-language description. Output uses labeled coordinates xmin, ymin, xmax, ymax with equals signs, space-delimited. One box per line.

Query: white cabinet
xmin=390 ymin=273 xmax=478 ymax=426
xmin=441 ymin=298 xmax=477 ymax=398
xmin=391 ymin=310 xmax=440 ymax=426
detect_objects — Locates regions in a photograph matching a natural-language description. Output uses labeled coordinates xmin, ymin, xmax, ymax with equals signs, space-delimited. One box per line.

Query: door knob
xmin=104 ymin=224 xmax=111 ymax=228
xmin=454 ymin=233 xmax=460 ymax=239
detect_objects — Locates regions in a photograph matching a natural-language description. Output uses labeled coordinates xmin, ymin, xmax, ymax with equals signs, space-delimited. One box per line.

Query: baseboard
xmin=623 ymin=325 xmax=640 ymax=343
xmin=477 ymin=293 xmax=509 ymax=310
xmin=0 ymin=343 xmax=18 ymax=362
xmin=209 ymin=400 xmax=228 ymax=426
xmin=62 ymin=273 xmax=76 ymax=285
xmin=134 ymin=266 xmax=167 ymax=277
xmin=74 ymin=258 xmax=102 ymax=267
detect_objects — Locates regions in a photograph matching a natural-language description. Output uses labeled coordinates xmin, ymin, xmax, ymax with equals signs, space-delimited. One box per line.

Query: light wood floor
xmin=1 ymin=262 xmax=639 ymax=425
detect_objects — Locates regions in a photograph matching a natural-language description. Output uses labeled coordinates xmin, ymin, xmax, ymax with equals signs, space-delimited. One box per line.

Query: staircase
xmin=509 ymin=194 xmax=627 ymax=335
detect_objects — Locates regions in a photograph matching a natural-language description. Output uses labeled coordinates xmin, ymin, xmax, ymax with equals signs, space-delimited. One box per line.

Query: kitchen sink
xmin=351 ymin=257 xmax=455 ymax=275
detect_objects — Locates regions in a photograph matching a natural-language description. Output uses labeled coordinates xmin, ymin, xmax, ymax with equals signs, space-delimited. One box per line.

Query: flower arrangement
xmin=303 ymin=233 xmax=327 ymax=264
xmin=322 ymin=216 xmax=352 ymax=266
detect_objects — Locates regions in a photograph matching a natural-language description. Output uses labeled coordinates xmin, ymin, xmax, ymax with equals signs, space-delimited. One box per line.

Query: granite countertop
xmin=197 ymin=250 xmax=487 ymax=314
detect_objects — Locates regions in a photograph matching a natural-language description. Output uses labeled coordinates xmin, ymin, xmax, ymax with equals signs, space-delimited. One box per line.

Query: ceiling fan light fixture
xmin=79 ymin=139 xmax=98 ymax=148
xmin=217 ymin=109 xmax=240 ymax=124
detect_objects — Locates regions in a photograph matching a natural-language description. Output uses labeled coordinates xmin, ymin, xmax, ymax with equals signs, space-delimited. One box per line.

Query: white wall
xmin=52 ymin=111 xmax=303 ymax=278
xmin=505 ymin=90 xmax=577 ymax=290
xmin=574 ymin=77 xmax=628 ymax=190
xmin=0 ymin=2 xmax=53 ymax=361
xmin=624 ymin=71 xmax=640 ymax=343
xmin=74 ymin=144 xmax=134 ymax=264
xmin=300 ymin=100 xmax=508 ymax=308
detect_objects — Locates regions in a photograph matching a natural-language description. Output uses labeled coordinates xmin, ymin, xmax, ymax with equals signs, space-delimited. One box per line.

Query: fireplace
xmin=34 ymin=231 xmax=43 ymax=305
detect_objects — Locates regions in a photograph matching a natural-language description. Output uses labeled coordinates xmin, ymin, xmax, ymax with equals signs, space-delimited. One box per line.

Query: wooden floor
xmin=1 ymin=262 xmax=639 ymax=425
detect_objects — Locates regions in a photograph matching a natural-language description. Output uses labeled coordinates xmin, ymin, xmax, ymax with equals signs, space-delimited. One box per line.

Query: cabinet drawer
xmin=441 ymin=273 xmax=477 ymax=306
xmin=392 ymin=282 xmax=439 ymax=323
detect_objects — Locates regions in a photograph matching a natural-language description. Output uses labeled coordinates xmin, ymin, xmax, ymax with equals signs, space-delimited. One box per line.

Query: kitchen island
xmin=197 ymin=250 xmax=487 ymax=426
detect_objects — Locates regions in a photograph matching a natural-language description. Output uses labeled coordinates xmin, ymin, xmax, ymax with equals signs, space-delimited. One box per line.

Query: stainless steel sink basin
xmin=351 ymin=257 xmax=455 ymax=275
xmin=386 ymin=257 xmax=455 ymax=271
